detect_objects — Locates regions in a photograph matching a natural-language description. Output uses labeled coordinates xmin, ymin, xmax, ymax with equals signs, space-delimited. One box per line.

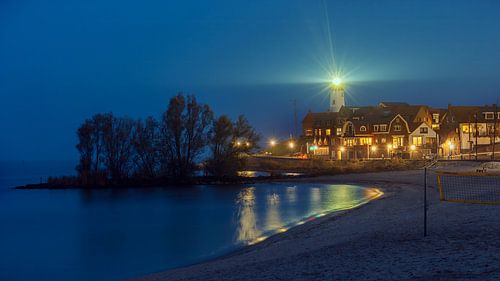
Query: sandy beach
xmin=131 ymin=162 xmax=500 ymax=281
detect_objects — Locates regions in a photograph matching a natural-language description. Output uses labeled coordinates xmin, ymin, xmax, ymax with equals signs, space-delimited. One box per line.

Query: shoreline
xmin=130 ymin=164 xmax=500 ymax=281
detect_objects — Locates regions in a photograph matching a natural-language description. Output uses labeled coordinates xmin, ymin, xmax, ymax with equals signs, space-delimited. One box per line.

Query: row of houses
xmin=302 ymin=102 xmax=500 ymax=159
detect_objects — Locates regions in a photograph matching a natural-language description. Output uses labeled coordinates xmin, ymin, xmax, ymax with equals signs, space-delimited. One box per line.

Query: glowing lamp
xmin=340 ymin=146 xmax=345 ymax=152
xmin=269 ymin=139 xmax=277 ymax=147
xmin=371 ymin=145 xmax=377 ymax=152
xmin=410 ymin=145 xmax=416 ymax=151
xmin=289 ymin=141 xmax=295 ymax=149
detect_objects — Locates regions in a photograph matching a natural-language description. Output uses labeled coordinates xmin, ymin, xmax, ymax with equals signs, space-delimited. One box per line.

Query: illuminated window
xmin=485 ymin=112 xmax=494 ymax=120
xmin=319 ymin=129 xmax=322 ymax=136
xmin=462 ymin=125 xmax=470 ymax=133
xmin=336 ymin=128 xmax=342 ymax=136
xmin=412 ymin=136 xmax=423 ymax=146
xmin=381 ymin=138 xmax=386 ymax=143
xmin=360 ymin=126 xmax=367 ymax=132
xmin=393 ymin=137 xmax=404 ymax=148
xmin=305 ymin=129 xmax=313 ymax=136
xmin=359 ymin=138 xmax=372 ymax=145
xmin=432 ymin=113 xmax=439 ymax=123
xmin=325 ymin=129 xmax=331 ymax=136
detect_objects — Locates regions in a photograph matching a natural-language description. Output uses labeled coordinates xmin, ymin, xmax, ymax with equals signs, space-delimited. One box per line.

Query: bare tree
xmin=133 ymin=117 xmax=160 ymax=178
xmin=76 ymin=120 xmax=94 ymax=184
xmin=160 ymin=93 xmax=213 ymax=178
xmin=233 ymin=115 xmax=261 ymax=152
xmin=102 ymin=115 xmax=135 ymax=182
xmin=206 ymin=115 xmax=239 ymax=177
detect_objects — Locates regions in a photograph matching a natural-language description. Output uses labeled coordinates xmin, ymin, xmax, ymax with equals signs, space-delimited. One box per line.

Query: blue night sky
xmin=1 ymin=0 xmax=500 ymax=161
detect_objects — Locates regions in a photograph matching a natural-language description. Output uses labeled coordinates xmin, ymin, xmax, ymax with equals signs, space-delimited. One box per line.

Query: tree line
xmin=76 ymin=93 xmax=260 ymax=185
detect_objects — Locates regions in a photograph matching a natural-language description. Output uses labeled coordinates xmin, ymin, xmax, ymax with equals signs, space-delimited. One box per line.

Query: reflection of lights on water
xmin=309 ymin=187 xmax=322 ymax=213
xmin=239 ymin=185 xmax=384 ymax=246
xmin=237 ymin=171 xmax=271 ymax=178
xmin=249 ymin=236 xmax=267 ymax=245
xmin=277 ymin=227 xmax=288 ymax=233
xmin=236 ymin=187 xmax=261 ymax=243
xmin=265 ymin=192 xmax=282 ymax=231
xmin=286 ymin=186 xmax=297 ymax=203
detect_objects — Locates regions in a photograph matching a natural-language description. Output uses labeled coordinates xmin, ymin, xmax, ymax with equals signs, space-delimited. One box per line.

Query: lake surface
xmin=0 ymin=161 xmax=381 ymax=281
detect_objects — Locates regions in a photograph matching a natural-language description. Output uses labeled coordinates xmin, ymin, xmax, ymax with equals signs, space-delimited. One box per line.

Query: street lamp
xmin=269 ymin=139 xmax=277 ymax=147
xmin=448 ymin=141 xmax=455 ymax=159
xmin=288 ymin=141 xmax=295 ymax=154
xmin=387 ymin=144 xmax=393 ymax=159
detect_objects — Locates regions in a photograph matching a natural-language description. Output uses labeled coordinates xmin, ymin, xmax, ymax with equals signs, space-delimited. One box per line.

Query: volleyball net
xmin=437 ymin=171 xmax=500 ymax=204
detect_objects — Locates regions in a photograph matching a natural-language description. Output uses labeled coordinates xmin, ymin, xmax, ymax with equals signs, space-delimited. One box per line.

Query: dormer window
xmin=394 ymin=125 xmax=401 ymax=132
xmin=485 ymin=112 xmax=494 ymax=120
xmin=373 ymin=125 xmax=379 ymax=132
xmin=360 ymin=126 xmax=367 ymax=132
xmin=380 ymin=124 xmax=387 ymax=132
xmin=432 ymin=113 xmax=439 ymax=123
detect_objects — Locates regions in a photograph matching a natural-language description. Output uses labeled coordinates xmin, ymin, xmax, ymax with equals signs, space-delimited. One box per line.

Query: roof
xmin=379 ymin=102 xmax=410 ymax=107
xmin=302 ymin=111 xmax=338 ymax=126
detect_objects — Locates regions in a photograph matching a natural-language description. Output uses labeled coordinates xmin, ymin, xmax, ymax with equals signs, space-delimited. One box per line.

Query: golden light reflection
xmin=310 ymin=187 xmax=322 ymax=213
xmin=236 ymin=187 xmax=261 ymax=244
xmin=286 ymin=186 xmax=297 ymax=203
xmin=265 ymin=193 xmax=282 ymax=231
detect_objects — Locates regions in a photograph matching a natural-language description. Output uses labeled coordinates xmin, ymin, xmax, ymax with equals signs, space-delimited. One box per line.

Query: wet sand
xmin=131 ymin=162 xmax=500 ymax=281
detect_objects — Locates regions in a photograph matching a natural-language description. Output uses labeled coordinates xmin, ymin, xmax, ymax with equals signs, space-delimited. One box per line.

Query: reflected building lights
xmin=265 ymin=192 xmax=282 ymax=232
xmin=286 ymin=186 xmax=297 ymax=203
xmin=235 ymin=187 xmax=261 ymax=244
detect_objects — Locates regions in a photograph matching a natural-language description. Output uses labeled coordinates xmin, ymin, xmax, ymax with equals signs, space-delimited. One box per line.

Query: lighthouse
xmin=329 ymin=77 xmax=344 ymax=112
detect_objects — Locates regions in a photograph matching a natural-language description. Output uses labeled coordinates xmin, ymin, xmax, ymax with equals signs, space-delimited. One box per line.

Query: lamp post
xmin=340 ymin=146 xmax=346 ymax=160
xmin=370 ymin=145 xmax=377 ymax=160
xmin=448 ymin=141 xmax=455 ymax=159
xmin=269 ymin=139 xmax=276 ymax=155
xmin=288 ymin=140 xmax=295 ymax=155
xmin=410 ymin=144 xmax=416 ymax=159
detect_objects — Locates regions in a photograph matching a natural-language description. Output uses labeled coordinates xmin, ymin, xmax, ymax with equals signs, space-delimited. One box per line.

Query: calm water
xmin=0 ymin=161 xmax=380 ymax=281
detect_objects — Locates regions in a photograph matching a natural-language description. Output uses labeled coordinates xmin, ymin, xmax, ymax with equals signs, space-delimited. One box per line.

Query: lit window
xmin=412 ymin=136 xmax=423 ymax=146
xmin=336 ymin=128 xmax=342 ymax=135
xmin=325 ymin=129 xmax=331 ymax=136
xmin=381 ymin=138 xmax=386 ymax=143
xmin=432 ymin=113 xmax=439 ymax=123
xmin=305 ymin=129 xmax=313 ymax=136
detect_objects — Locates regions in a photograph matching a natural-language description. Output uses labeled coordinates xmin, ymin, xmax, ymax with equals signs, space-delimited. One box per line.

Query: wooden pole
xmin=424 ymin=167 xmax=427 ymax=237
xmin=493 ymin=104 xmax=497 ymax=160
xmin=475 ymin=114 xmax=478 ymax=160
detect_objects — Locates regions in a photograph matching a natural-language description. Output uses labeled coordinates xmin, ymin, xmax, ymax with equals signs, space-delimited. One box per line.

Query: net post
xmin=424 ymin=167 xmax=427 ymax=237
